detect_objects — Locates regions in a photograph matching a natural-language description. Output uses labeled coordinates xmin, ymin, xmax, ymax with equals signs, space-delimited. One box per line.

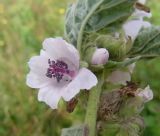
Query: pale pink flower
xmin=137 ymin=86 xmax=153 ymax=102
xmin=123 ymin=1 xmax=152 ymax=41
xmin=26 ymin=38 xmax=98 ymax=109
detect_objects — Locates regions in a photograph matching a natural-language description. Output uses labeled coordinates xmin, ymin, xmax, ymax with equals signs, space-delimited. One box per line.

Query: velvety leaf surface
xmin=65 ymin=0 xmax=136 ymax=45
xmin=129 ymin=26 xmax=160 ymax=58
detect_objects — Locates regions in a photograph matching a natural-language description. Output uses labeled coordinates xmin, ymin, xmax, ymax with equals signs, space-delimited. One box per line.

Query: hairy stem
xmin=85 ymin=72 xmax=105 ymax=136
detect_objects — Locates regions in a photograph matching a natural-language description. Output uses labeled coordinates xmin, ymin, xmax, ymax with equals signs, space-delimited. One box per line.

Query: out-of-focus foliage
xmin=0 ymin=0 xmax=83 ymax=135
xmin=0 ymin=0 xmax=159 ymax=136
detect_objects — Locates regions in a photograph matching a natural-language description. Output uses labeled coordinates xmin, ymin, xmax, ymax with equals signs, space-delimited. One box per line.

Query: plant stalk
xmin=85 ymin=72 xmax=105 ymax=136
xmin=77 ymin=0 xmax=104 ymax=57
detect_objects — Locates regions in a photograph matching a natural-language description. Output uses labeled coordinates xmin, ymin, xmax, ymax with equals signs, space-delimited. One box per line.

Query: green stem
xmin=77 ymin=0 xmax=103 ymax=57
xmin=85 ymin=72 xmax=105 ymax=136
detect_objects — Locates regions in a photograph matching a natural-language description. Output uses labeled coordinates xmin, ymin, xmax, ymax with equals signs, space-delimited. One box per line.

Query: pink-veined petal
xmin=28 ymin=55 xmax=49 ymax=75
xmin=38 ymin=85 xmax=63 ymax=109
xmin=62 ymin=68 xmax=98 ymax=101
xmin=42 ymin=38 xmax=80 ymax=69
xmin=26 ymin=71 xmax=52 ymax=89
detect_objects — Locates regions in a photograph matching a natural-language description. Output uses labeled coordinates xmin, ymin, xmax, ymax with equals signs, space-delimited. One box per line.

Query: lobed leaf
xmin=65 ymin=0 xmax=137 ymax=45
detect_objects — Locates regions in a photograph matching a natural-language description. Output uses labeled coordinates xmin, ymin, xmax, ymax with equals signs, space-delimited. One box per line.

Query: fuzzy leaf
xmin=100 ymin=122 xmax=121 ymax=136
xmin=129 ymin=26 xmax=160 ymax=58
xmin=119 ymin=97 xmax=144 ymax=118
xmin=116 ymin=116 xmax=144 ymax=136
xmin=61 ymin=125 xmax=88 ymax=136
xmin=65 ymin=0 xmax=136 ymax=45
xmin=100 ymin=116 xmax=144 ymax=136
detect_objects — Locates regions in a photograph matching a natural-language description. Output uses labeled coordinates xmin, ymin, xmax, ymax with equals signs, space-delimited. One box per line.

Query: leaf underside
xmin=129 ymin=26 xmax=160 ymax=58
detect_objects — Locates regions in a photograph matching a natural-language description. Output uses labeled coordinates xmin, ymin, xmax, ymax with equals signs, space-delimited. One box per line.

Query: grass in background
xmin=0 ymin=0 xmax=74 ymax=135
xmin=0 ymin=0 xmax=159 ymax=135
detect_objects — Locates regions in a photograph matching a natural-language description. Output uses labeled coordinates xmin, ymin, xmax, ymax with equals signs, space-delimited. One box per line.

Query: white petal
xmin=26 ymin=71 xmax=52 ymax=88
xmin=28 ymin=55 xmax=49 ymax=75
xmin=91 ymin=48 xmax=109 ymax=65
xmin=133 ymin=9 xmax=152 ymax=19
xmin=123 ymin=20 xmax=142 ymax=40
xmin=137 ymin=86 xmax=153 ymax=102
xmin=77 ymin=68 xmax=98 ymax=90
xmin=42 ymin=38 xmax=80 ymax=69
xmin=62 ymin=68 xmax=98 ymax=101
xmin=123 ymin=20 xmax=151 ymax=40
xmin=61 ymin=82 xmax=80 ymax=102
xmin=38 ymin=86 xmax=62 ymax=109
xmin=142 ymin=21 xmax=151 ymax=28
xmin=138 ymin=0 xmax=146 ymax=4
xmin=40 ymin=49 xmax=51 ymax=58
xmin=107 ymin=70 xmax=131 ymax=85
xmin=27 ymin=55 xmax=53 ymax=88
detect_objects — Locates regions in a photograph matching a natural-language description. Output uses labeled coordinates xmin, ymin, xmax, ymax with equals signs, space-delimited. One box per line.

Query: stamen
xmin=46 ymin=59 xmax=74 ymax=82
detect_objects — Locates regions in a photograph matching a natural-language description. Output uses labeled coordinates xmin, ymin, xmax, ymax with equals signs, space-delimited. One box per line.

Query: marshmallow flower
xmin=123 ymin=1 xmax=152 ymax=41
xmin=26 ymin=38 xmax=98 ymax=109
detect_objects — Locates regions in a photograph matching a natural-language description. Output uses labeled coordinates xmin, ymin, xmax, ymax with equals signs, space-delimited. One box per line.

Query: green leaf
xmin=100 ymin=116 xmax=144 ymax=136
xmin=129 ymin=26 xmax=160 ymax=58
xmin=61 ymin=125 xmax=88 ymax=136
xmin=105 ymin=56 xmax=140 ymax=69
xmin=116 ymin=116 xmax=144 ymax=136
xmin=90 ymin=56 xmax=140 ymax=72
xmin=65 ymin=0 xmax=136 ymax=46
xmin=119 ymin=97 xmax=144 ymax=118
xmin=100 ymin=122 xmax=121 ymax=136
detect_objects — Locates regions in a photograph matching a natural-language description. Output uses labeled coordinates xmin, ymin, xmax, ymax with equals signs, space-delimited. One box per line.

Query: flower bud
xmin=91 ymin=48 xmax=109 ymax=65
xmin=95 ymin=34 xmax=129 ymax=60
xmin=137 ymin=86 xmax=153 ymax=102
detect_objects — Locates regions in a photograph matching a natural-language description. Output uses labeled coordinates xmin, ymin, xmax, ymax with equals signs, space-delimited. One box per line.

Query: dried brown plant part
xmin=119 ymin=81 xmax=138 ymax=97
xmin=98 ymin=90 xmax=123 ymax=121
xmin=66 ymin=97 xmax=78 ymax=113
xmin=135 ymin=2 xmax=150 ymax=13
xmin=98 ymin=82 xmax=139 ymax=121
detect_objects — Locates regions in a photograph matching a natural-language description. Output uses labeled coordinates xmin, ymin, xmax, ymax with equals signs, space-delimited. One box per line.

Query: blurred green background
xmin=0 ymin=0 xmax=159 ymax=136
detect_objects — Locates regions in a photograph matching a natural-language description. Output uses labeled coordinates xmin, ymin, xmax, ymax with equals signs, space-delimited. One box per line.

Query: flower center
xmin=46 ymin=59 xmax=75 ymax=82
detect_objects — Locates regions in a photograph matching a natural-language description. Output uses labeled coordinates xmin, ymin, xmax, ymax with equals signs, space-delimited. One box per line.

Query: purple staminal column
xmin=46 ymin=59 xmax=75 ymax=82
